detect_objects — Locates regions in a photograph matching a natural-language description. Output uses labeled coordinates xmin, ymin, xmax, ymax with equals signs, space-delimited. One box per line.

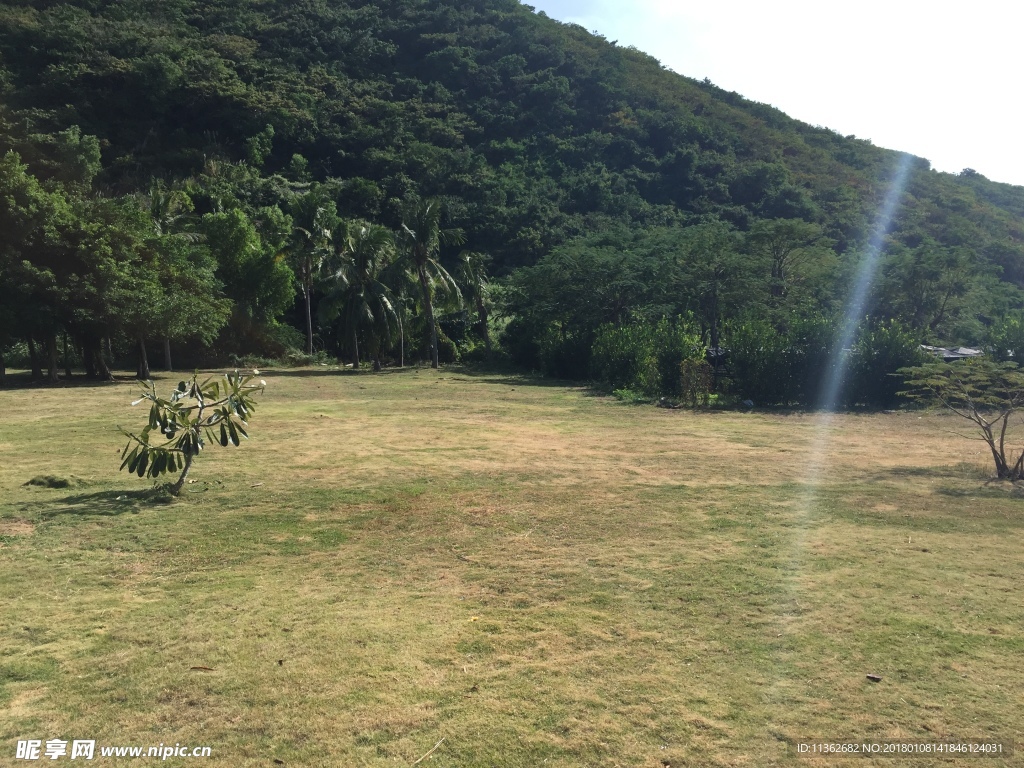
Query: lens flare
xmin=819 ymin=152 xmax=916 ymax=412
xmin=766 ymin=154 xmax=916 ymax=711
xmin=799 ymin=152 xmax=914 ymax=501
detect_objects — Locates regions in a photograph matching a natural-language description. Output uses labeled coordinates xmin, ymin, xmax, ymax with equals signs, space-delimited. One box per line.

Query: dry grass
xmin=0 ymin=366 xmax=1021 ymax=766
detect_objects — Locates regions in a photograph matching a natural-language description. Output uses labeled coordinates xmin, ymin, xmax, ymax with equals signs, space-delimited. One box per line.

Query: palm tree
xmin=456 ymin=251 xmax=492 ymax=351
xmin=320 ymin=223 xmax=399 ymax=370
xmin=287 ymin=189 xmax=338 ymax=355
xmin=397 ymin=199 xmax=464 ymax=368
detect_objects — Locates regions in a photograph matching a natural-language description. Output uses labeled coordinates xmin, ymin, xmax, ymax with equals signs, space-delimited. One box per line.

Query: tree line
xmin=0 ymin=141 xmax=489 ymax=384
xmin=4 ymin=0 xmax=1024 ymax=408
xmin=500 ymin=218 xmax=1024 ymax=407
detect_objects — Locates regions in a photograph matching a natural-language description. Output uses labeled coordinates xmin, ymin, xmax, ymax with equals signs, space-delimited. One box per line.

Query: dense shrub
xmin=727 ymin=316 xmax=838 ymax=406
xmin=788 ymin=315 xmax=838 ymax=406
xmin=849 ymin=320 xmax=927 ymax=407
xmin=590 ymin=318 xmax=704 ymax=397
xmin=679 ymin=359 xmax=713 ymax=406
xmin=727 ymin=319 xmax=799 ymax=405
xmin=538 ymin=327 xmax=593 ymax=380
xmin=729 ymin=316 xmax=925 ymax=407
xmin=988 ymin=313 xmax=1024 ymax=363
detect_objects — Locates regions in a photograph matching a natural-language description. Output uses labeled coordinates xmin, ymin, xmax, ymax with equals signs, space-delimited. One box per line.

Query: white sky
xmin=525 ymin=0 xmax=1024 ymax=187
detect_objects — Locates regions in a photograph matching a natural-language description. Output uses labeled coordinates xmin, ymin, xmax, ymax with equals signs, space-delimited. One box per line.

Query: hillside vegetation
xmin=2 ymin=0 xmax=1024 ymax=402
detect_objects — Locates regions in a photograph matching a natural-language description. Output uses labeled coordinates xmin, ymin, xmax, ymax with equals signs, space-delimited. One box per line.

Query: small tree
xmin=679 ymin=359 xmax=713 ymax=407
xmin=901 ymin=358 xmax=1024 ymax=480
xmin=119 ymin=371 xmax=265 ymax=495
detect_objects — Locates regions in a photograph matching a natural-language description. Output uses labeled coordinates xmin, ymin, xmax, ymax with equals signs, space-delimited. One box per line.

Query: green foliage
xmin=201 ymin=209 xmax=295 ymax=323
xmin=727 ymin=316 xmax=838 ymax=406
xmin=726 ymin=319 xmax=801 ymax=406
xmin=745 ymin=218 xmax=837 ymax=317
xmin=679 ymin=359 xmax=713 ymax=407
xmin=397 ymin=198 xmax=465 ymax=369
xmin=245 ymin=125 xmax=275 ymax=168
xmin=1 ymin=0 xmax=1023 ymax=381
xmin=611 ymin=388 xmax=650 ymax=405
xmin=0 ymin=151 xmax=230 ymax=380
xmin=1 ymin=0 xmax=1019 ymax=281
xmin=590 ymin=318 xmax=704 ymax=398
xmin=987 ymin=313 xmax=1024 ymax=363
xmin=727 ymin=316 xmax=923 ymax=408
xmin=849 ymin=320 xmax=928 ymax=407
xmin=119 ymin=371 xmax=265 ymax=494
xmin=319 ymin=222 xmax=399 ymax=368
xmin=876 ymin=242 xmax=984 ymax=340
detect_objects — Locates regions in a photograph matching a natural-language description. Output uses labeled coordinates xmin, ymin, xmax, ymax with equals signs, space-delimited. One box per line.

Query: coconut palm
xmin=287 ymin=188 xmax=338 ymax=355
xmin=320 ymin=222 xmax=399 ymax=370
xmin=456 ymin=251 xmax=492 ymax=351
xmin=396 ymin=199 xmax=464 ymax=368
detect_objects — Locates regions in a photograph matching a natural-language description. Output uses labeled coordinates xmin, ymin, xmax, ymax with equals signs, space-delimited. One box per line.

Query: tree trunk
xmin=163 ymin=338 xmax=173 ymax=371
xmin=708 ymin=290 xmax=720 ymax=389
xmin=27 ymin=335 xmax=42 ymax=380
xmin=399 ymin=309 xmax=405 ymax=368
xmin=0 ymin=350 xmax=6 ymax=386
xmin=83 ymin=344 xmax=97 ymax=379
xmin=418 ymin=266 xmax=439 ymax=369
xmin=373 ymin=354 xmax=382 ymax=372
xmin=304 ymin=283 xmax=314 ymax=356
xmin=45 ymin=332 xmax=59 ymax=383
xmin=477 ymin=297 xmax=491 ymax=351
xmin=97 ymin=340 xmax=113 ymax=381
xmin=63 ymin=333 xmax=72 ymax=379
xmin=170 ymin=452 xmax=194 ymax=496
xmin=351 ymin=327 xmax=359 ymax=369
xmin=136 ymin=336 xmax=151 ymax=380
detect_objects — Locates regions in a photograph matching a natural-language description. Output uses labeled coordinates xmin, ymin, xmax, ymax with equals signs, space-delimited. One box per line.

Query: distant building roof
xmin=921 ymin=345 xmax=984 ymax=361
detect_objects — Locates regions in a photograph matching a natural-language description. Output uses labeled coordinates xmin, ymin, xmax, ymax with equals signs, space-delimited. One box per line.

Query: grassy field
xmin=0 ymin=366 xmax=1021 ymax=767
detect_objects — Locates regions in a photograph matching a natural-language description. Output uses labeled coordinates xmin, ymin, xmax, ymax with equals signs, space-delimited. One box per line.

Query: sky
xmin=524 ymin=0 xmax=1024 ymax=187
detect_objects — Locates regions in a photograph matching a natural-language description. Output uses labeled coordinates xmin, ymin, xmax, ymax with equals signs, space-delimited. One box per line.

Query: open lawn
xmin=0 ymin=367 xmax=1021 ymax=767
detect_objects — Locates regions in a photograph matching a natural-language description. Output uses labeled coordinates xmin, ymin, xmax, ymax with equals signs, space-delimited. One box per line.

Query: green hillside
xmin=2 ymin=0 xmax=1023 ymax=400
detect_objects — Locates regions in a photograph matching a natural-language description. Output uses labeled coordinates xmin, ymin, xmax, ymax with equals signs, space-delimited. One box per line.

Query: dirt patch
xmin=0 ymin=519 xmax=35 ymax=536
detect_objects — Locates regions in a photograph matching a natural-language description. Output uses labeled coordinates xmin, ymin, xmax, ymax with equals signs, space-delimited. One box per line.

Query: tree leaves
xmin=118 ymin=372 xmax=265 ymax=489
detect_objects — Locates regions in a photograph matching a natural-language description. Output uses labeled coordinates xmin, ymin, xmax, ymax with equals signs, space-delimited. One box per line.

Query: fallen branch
xmin=411 ymin=737 xmax=445 ymax=766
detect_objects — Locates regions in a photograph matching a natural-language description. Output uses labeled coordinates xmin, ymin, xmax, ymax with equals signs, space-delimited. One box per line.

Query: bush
xmin=590 ymin=318 xmax=704 ymax=397
xmin=679 ymin=359 xmax=713 ymax=406
xmin=727 ymin=320 xmax=796 ymax=405
xmin=988 ymin=313 xmax=1024 ymax=363
xmin=2 ymin=341 xmax=31 ymax=369
xmin=119 ymin=371 xmax=265 ymax=495
xmin=849 ymin=320 xmax=927 ymax=407
xmin=727 ymin=315 xmax=837 ymax=406
xmin=729 ymin=316 xmax=926 ymax=408
xmin=612 ymin=388 xmax=650 ymax=404
xmin=788 ymin=315 xmax=838 ymax=406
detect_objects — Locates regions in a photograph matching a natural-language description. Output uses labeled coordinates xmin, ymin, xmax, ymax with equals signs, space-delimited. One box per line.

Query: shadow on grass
xmin=450 ymin=366 xmax=588 ymax=389
xmin=934 ymin=482 xmax=1024 ymax=499
xmin=0 ymin=371 xmax=136 ymax=391
xmin=870 ymin=463 xmax=993 ymax=483
xmin=21 ymin=488 xmax=173 ymax=519
xmin=263 ymin=366 xmax=423 ymax=378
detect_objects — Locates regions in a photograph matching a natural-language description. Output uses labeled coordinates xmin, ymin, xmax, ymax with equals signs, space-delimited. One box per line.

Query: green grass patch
xmin=0 ymin=368 xmax=1020 ymax=766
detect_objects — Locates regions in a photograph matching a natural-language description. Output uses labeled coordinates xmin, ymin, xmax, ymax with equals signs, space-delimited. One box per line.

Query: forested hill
xmin=1 ymin=0 xmax=1022 ymax=272
xmin=4 ymin=0 xmax=1024 ymax=403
